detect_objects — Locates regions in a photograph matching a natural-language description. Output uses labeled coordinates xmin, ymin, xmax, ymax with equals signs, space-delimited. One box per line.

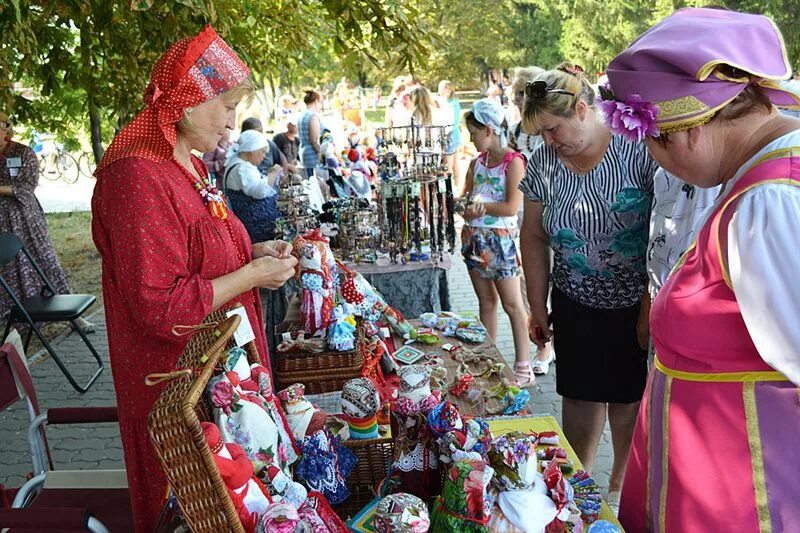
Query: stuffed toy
xmin=277 ymin=383 xmax=328 ymax=442
xmin=202 ymin=421 xmax=272 ymax=532
xmin=340 ymin=377 xmax=381 ymax=440
xmin=293 ymin=229 xmax=337 ymax=336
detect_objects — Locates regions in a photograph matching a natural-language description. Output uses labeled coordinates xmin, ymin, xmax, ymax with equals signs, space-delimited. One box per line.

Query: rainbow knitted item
xmin=343 ymin=414 xmax=379 ymax=440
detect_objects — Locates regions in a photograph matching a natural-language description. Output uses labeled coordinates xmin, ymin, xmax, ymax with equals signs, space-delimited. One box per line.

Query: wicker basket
xmin=274 ymin=323 xmax=365 ymax=392
xmin=275 ymin=343 xmax=363 ymax=374
xmin=275 ymin=365 xmax=364 ymax=395
xmin=148 ymin=310 xmax=250 ymax=533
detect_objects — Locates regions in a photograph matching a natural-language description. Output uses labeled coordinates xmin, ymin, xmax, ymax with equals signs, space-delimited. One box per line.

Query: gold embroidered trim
xmin=645 ymin=373 xmax=653 ymax=528
xmin=658 ymin=376 xmax=672 ymax=532
xmin=657 ymin=95 xmax=707 ymax=121
xmin=659 ymin=113 xmax=715 ymax=135
xmin=743 ymin=382 xmax=773 ymax=532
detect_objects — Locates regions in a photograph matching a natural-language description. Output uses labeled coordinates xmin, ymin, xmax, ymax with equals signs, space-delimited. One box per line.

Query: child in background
xmin=460 ymin=99 xmax=533 ymax=385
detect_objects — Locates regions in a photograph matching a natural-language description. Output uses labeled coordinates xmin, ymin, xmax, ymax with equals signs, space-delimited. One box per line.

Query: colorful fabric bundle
xmin=277 ymin=383 xmax=328 ymax=442
xmin=568 ymin=471 xmax=602 ymax=524
xmin=373 ymin=493 xmax=430 ymax=532
xmin=430 ymin=459 xmax=495 ymax=532
xmin=341 ymin=377 xmax=381 ymax=440
xmin=327 ymin=304 xmax=357 ymax=351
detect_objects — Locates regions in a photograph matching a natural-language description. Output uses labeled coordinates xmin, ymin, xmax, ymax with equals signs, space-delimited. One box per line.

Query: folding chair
xmin=0 ymin=340 xmax=131 ymax=532
xmin=0 ymin=233 xmax=103 ymax=393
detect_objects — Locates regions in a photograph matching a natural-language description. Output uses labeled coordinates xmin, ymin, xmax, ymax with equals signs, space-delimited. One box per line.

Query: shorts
xmin=461 ymin=226 xmax=521 ymax=280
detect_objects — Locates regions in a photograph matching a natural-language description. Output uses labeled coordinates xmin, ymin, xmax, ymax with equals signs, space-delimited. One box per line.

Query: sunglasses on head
xmin=525 ymin=80 xmax=575 ymax=99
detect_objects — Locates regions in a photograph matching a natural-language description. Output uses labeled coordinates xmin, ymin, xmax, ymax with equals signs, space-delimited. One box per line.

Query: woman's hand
xmin=253 ymin=240 xmax=293 ymax=259
xmin=528 ymin=308 xmax=552 ymax=350
xmin=462 ymin=201 xmax=486 ymax=221
xmin=248 ymin=255 xmax=298 ymax=290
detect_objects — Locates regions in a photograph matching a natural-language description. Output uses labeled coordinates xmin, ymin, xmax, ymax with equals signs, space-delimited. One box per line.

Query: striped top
xmin=519 ymin=135 xmax=657 ymax=309
xmin=298 ymin=110 xmax=321 ymax=170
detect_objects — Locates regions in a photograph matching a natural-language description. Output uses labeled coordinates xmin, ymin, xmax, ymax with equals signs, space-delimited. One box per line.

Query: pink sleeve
xmin=92 ymin=159 xmax=215 ymax=340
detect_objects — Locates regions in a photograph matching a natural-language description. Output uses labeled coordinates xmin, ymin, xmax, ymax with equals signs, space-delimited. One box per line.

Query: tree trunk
xmin=80 ymin=24 xmax=104 ymax=164
xmin=88 ymin=95 xmax=104 ymax=164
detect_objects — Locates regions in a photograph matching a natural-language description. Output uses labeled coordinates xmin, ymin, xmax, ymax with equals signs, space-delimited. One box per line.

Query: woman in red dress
xmin=92 ymin=27 xmax=297 ymax=532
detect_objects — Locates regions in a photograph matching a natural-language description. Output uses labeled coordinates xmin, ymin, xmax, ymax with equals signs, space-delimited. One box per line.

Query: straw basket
xmin=147 ymin=309 xmax=249 ymax=532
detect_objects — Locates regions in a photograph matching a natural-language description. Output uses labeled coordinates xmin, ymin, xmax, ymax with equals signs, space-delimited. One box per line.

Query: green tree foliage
xmin=0 ymin=0 xmax=430 ymax=162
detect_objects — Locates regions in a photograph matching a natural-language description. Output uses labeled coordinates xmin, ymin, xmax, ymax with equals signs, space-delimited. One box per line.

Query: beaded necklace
xmin=173 ymin=157 xmax=255 ymax=306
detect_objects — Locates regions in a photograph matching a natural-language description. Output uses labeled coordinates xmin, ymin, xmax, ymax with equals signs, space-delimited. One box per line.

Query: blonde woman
xmin=518 ymin=64 xmax=657 ymax=508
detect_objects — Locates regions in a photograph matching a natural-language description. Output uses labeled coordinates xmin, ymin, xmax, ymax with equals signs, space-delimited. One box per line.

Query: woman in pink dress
xmin=602 ymin=8 xmax=800 ymax=532
xmin=92 ymin=27 xmax=297 ymax=531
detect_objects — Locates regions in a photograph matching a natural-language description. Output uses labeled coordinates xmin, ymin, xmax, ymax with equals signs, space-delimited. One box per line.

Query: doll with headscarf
xmin=293 ymin=229 xmax=337 ymax=336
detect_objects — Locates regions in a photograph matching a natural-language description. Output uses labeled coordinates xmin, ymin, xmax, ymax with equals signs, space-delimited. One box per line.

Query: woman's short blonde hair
xmin=521 ymin=63 xmax=594 ymax=134
xmin=511 ymin=66 xmax=545 ymax=96
xmin=178 ymin=77 xmax=255 ymax=135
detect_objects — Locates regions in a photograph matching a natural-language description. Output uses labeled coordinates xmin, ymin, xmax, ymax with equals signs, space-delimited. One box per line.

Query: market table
xmin=389 ymin=319 xmax=525 ymax=418
xmin=344 ymin=256 xmax=451 ymax=318
xmin=488 ymin=415 xmax=624 ymax=529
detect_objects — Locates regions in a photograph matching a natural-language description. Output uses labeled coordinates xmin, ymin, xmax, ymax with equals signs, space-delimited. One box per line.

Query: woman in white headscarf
xmin=222 ymin=129 xmax=282 ymax=242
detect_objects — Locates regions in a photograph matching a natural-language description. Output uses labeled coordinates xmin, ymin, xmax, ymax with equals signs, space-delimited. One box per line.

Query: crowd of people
xmin=1 ymin=6 xmax=798 ymax=533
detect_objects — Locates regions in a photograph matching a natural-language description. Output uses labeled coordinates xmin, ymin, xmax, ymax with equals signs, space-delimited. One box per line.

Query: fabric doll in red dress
xmin=202 ymin=421 xmax=272 ymax=532
xmin=293 ymin=229 xmax=336 ymax=336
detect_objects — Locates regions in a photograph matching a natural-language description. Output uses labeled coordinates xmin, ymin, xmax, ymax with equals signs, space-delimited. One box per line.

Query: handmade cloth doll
xmin=390 ymin=366 xmax=443 ymax=501
xmin=336 ymin=261 xmax=414 ymax=338
xmin=294 ymin=429 xmax=357 ymax=504
xmin=277 ymin=383 xmax=328 ymax=442
xmin=327 ymin=304 xmax=357 ymax=352
xmin=202 ymin=421 xmax=272 ymax=532
xmin=208 ymin=348 xmax=306 ymax=508
xmin=438 ymin=417 xmax=492 ymax=465
xmin=430 ymin=459 xmax=495 ymax=532
xmin=488 ymin=432 xmax=540 ymax=491
xmin=394 ymin=365 xmax=441 ymax=415
xmin=293 ymin=229 xmax=336 ymax=336
xmin=340 ymin=377 xmax=381 ymax=439
xmin=373 ymin=493 xmax=430 ymax=533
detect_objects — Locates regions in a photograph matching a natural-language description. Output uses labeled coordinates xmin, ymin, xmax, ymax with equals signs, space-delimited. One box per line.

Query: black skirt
xmin=551 ymin=286 xmax=648 ymax=403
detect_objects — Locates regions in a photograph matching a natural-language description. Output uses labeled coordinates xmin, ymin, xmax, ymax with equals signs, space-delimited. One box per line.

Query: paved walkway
xmin=0 ymin=246 xmax=613 ymax=493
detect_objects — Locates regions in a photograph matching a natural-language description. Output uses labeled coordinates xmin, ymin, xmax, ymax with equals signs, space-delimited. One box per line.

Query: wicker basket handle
xmin=144 ymin=368 xmax=194 ymax=386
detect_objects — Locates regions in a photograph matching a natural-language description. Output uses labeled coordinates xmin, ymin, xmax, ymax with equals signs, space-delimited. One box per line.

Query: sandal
xmin=513 ymin=362 xmax=536 ymax=387
xmin=532 ymin=347 xmax=555 ymax=375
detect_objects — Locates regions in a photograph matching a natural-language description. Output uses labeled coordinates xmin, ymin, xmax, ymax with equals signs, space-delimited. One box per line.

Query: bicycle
xmin=31 ymin=134 xmax=81 ymax=184
xmin=72 ymin=151 xmax=97 ymax=179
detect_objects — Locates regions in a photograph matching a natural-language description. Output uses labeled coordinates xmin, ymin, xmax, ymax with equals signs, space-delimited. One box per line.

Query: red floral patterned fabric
xmin=92 ymin=26 xmax=259 ymax=532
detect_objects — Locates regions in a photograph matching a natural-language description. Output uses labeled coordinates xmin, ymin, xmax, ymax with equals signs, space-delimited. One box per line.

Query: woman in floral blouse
xmin=518 ymin=64 xmax=657 ymax=509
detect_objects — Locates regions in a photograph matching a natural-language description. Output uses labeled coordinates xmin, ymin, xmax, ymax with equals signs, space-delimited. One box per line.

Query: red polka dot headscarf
xmin=95 ymin=25 xmax=250 ymax=174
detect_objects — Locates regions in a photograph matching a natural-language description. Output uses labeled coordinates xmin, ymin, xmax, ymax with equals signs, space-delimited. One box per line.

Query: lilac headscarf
xmin=604 ymin=8 xmax=800 ymax=137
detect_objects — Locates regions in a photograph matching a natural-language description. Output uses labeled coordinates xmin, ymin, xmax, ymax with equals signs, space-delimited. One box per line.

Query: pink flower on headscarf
xmin=464 ymin=469 xmax=486 ymax=519
xmin=597 ymin=84 xmax=660 ymax=142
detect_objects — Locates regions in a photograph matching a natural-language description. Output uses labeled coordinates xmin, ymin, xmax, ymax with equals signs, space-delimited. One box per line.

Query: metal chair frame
xmin=0 ymin=233 xmax=102 ymax=392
